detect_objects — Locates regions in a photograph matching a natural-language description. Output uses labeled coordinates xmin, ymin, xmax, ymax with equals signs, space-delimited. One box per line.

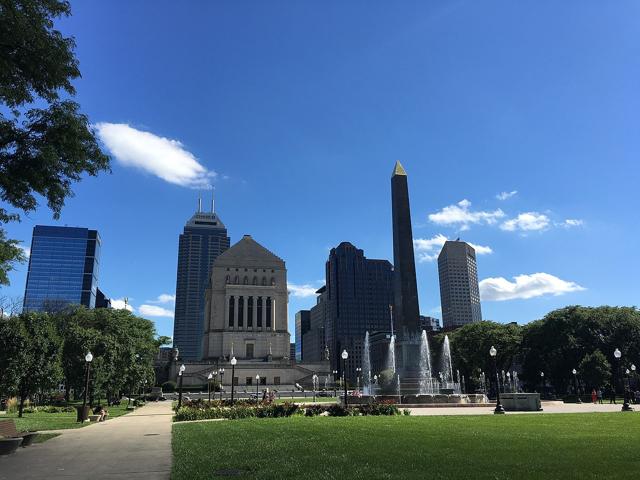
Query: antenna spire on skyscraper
xmin=198 ymin=195 xmax=202 ymax=213
xmin=211 ymin=187 xmax=215 ymax=213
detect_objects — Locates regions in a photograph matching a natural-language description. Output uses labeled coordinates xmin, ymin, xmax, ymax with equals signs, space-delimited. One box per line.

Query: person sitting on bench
xmin=93 ymin=405 xmax=109 ymax=422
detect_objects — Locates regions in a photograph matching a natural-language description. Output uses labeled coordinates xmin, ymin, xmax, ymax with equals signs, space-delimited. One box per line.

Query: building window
xmin=270 ymin=277 xmax=275 ymax=286
xmin=266 ymin=297 xmax=272 ymax=328
xmin=260 ymin=377 xmax=267 ymax=386
xmin=246 ymin=377 xmax=253 ymax=386
xmin=228 ymin=296 xmax=234 ymax=327
xmin=247 ymin=297 xmax=253 ymax=328
xmin=225 ymin=275 xmax=230 ymax=284
xmin=274 ymin=376 xmax=281 ymax=385
xmin=246 ymin=343 xmax=254 ymax=359
xmin=257 ymin=297 xmax=263 ymax=327
xmin=262 ymin=277 xmax=267 ymax=286
xmin=243 ymin=276 xmax=248 ymax=285
xmin=233 ymin=377 xmax=238 ymax=386
xmin=238 ymin=296 xmax=244 ymax=328
xmin=253 ymin=276 xmax=258 ymax=285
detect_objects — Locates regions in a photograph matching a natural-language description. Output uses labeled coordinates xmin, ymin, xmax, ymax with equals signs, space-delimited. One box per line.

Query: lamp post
xmin=79 ymin=352 xmax=93 ymax=422
xmin=342 ymin=350 xmax=349 ymax=407
xmin=489 ymin=346 xmax=505 ymax=414
xmin=219 ymin=368 xmax=225 ymax=401
xmin=177 ymin=364 xmax=186 ymax=409
xmin=373 ymin=374 xmax=378 ymax=395
xmin=623 ymin=366 xmax=633 ymax=412
xmin=632 ymin=364 xmax=637 ymax=399
xmin=256 ymin=374 xmax=260 ymax=402
xmin=356 ymin=367 xmax=362 ymax=393
xmin=230 ymin=357 xmax=237 ymax=404
xmin=312 ymin=374 xmax=318 ymax=402
xmin=506 ymin=372 xmax=511 ymax=393
xmin=572 ymin=369 xmax=581 ymax=404
xmin=540 ymin=372 xmax=545 ymax=400
xmin=333 ymin=370 xmax=338 ymax=397
xmin=207 ymin=373 xmax=213 ymax=402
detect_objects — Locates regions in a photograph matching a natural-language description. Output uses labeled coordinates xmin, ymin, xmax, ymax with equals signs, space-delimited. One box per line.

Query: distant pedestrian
xmin=597 ymin=388 xmax=603 ymax=404
xmin=591 ymin=389 xmax=597 ymax=404
xmin=609 ymin=385 xmax=616 ymax=404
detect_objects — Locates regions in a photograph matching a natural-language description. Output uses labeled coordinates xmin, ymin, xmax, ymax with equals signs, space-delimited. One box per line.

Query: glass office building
xmin=23 ymin=226 xmax=101 ymax=312
xmin=173 ymin=202 xmax=230 ymax=360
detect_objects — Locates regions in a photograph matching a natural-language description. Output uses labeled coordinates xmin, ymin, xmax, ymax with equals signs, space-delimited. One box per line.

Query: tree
xmin=0 ymin=0 xmax=110 ymax=285
xmin=0 ymin=312 xmax=62 ymax=416
xmin=444 ymin=321 xmax=523 ymax=393
xmin=579 ymin=350 xmax=611 ymax=391
xmin=520 ymin=306 xmax=640 ymax=395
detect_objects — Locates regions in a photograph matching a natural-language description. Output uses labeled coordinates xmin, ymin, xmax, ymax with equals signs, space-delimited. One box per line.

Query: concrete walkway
xmin=0 ymin=402 xmax=173 ymax=480
xmin=409 ymin=402 xmax=639 ymax=416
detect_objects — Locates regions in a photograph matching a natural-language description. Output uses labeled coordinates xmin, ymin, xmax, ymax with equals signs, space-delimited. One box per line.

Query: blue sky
xmin=3 ymin=1 xmax=639 ymax=339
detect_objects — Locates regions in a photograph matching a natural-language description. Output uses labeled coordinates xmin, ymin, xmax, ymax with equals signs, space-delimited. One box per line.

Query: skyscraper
xmin=324 ymin=242 xmax=394 ymax=380
xmin=173 ymin=198 xmax=230 ymax=360
xmin=438 ymin=240 xmax=483 ymax=329
xmin=294 ymin=310 xmax=311 ymax=362
xmin=23 ymin=226 xmax=101 ymax=312
xmin=391 ymin=161 xmax=421 ymax=339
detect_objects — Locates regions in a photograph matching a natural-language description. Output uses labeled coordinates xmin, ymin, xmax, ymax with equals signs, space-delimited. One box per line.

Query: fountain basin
xmin=350 ymin=394 xmax=490 ymax=406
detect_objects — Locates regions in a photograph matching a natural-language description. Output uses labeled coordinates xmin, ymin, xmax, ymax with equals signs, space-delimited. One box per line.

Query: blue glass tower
xmin=23 ymin=226 xmax=101 ymax=312
xmin=173 ymin=199 xmax=230 ymax=360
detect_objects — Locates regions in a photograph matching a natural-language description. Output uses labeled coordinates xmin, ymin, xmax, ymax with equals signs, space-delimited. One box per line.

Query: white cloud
xmin=19 ymin=245 xmax=30 ymax=258
xmin=479 ymin=273 xmax=585 ymax=301
xmin=138 ymin=304 xmax=174 ymax=318
xmin=500 ymin=212 xmax=550 ymax=232
xmin=561 ymin=219 xmax=584 ymax=228
xmin=428 ymin=200 xmax=505 ymax=230
xmin=111 ymin=298 xmax=134 ymax=312
xmin=496 ymin=190 xmax=518 ymax=201
xmin=96 ymin=123 xmax=215 ymax=188
xmin=287 ymin=283 xmax=320 ymax=298
xmin=469 ymin=242 xmax=493 ymax=255
xmin=413 ymin=235 xmax=492 ymax=262
xmin=149 ymin=293 xmax=176 ymax=304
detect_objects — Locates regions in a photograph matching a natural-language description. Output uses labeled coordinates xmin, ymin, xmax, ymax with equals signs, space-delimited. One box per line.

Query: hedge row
xmin=174 ymin=402 xmax=409 ymax=422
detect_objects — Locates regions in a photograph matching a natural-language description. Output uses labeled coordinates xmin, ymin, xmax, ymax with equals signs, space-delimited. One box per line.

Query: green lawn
xmin=172 ymin=413 xmax=640 ymax=480
xmin=5 ymin=403 xmax=132 ymax=431
xmin=32 ymin=433 xmax=60 ymax=443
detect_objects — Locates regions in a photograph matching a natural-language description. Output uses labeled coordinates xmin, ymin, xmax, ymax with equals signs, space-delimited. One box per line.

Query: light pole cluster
xmin=230 ymin=356 xmax=237 ymax=403
xmin=78 ymin=351 xmax=93 ymax=422
xmin=572 ymin=368 xmax=582 ymax=403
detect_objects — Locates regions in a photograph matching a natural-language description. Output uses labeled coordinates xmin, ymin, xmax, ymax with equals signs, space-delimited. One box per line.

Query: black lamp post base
xmin=494 ymin=403 xmax=506 ymax=414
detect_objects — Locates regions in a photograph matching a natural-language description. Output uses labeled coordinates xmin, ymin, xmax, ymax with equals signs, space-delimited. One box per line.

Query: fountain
xmin=419 ymin=330 xmax=435 ymax=394
xmin=387 ymin=334 xmax=396 ymax=373
xmin=440 ymin=335 xmax=456 ymax=391
xmin=362 ymin=331 xmax=372 ymax=395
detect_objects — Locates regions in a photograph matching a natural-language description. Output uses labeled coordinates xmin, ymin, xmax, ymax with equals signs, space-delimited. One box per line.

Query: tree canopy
xmin=0 ymin=0 xmax=110 ymax=286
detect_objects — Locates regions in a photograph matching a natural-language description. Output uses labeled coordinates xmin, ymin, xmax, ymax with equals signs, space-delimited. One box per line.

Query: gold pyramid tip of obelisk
xmin=392 ymin=160 xmax=407 ymax=177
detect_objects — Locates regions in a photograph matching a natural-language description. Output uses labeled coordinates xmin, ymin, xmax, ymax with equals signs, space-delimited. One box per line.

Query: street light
xmin=256 ymin=374 xmax=260 ymax=402
xmin=572 ymin=369 xmax=581 ymax=404
xmin=312 ymin=373 xmax=318 ymax=402
xmin=230 ymin=357 xmax=237 ymax=404
xmin=177 ymin=364 xmax=186 ymax=409
xmin=341 ymin=350 xmax=349 ymax=407
xmin=506 ymin=372 xmax=511 ymax=393
xmin=79 ymin=352 xmax=93 ymax=422
xmin=219 ymin=368 xmax=225 ymax=401
xmin=356 ymin=367 xmax=362 ymax=393
xmin=623 ymin=367 xmax=634 ymax=412
xmin=207 ymin=373 xmax=213 ymax=403
xmin=540 ymin=372 xmax=545 ymax=400
xmin=332 ymin=370 xmax=338 ymax=397
xmin=489 ymin=346 xmax=505 ymax=414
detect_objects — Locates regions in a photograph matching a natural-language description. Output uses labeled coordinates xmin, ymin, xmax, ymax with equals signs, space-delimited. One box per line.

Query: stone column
xmin=234 ymin=295 xmax=239 ymax=330
xmin=262 ymin=296 xmax=267 ymax=331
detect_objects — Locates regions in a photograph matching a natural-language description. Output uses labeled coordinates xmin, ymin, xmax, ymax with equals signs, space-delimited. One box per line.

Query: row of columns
xmin=226 ymin=295 xmax=275 ymax=330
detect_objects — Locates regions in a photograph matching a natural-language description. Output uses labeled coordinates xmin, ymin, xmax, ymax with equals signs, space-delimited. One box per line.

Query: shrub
xmin=133 ymin=399 xmax=146 ymax=407
xmin=327 ymin=404 xmax=352 ymax=417
xmin=162 ymin=381 xmax=177 ymax=393
xmin=304 ymin=404 xmax=327 ymax=417
xmin=403 ymin=409 xmax=411 ymax=416
xmin=358 ymin=403 xmax=400 ymax=416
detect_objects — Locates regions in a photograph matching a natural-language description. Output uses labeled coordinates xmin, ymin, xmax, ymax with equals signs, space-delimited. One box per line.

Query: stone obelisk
xmin=391 ymin=161 xmax=421 ymax=373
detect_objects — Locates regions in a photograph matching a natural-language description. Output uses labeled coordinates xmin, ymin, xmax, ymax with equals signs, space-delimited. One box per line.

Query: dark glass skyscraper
xmin=325 ymin=242 xmax=394 ymax=380
xmin=173 ymin=200 xmax=230 ymax=360
xmin=438 ymin=240 xmax=482 ymax=329
xmin=295 ymin=310 xmax=311 ymax=362
xmin=23 ymin=226 xmax=101 ymax=312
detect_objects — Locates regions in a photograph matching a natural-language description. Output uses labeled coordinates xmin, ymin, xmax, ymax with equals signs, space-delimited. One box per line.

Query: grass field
xmin=172 ymin=413 xmax=640 ymax=479
xmin=5 ymin=403 xmax=132 ymax=431
xmin=32 ymin=433 xmax=61 ymax=443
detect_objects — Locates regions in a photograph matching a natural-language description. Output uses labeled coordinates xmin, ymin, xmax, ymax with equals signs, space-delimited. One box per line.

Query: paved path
xmin=0 ymin=402 xmax=173 ymax=480
xmin=409 ymin=402 xmax=638 ymax=415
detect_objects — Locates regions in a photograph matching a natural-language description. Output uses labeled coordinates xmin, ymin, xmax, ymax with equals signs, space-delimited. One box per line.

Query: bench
xmin=0 ymin=419 xmax=38 ymax=447
xmin=88 ymin=414 xmax=102 ymax=422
